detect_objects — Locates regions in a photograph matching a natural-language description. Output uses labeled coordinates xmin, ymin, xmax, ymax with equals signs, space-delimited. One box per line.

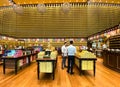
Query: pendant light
xmin=13 ymin=4 xmax=24 ymax=15
xmin=62 ymin=2 xmax=71 ymax=13
xmin=37 ymin=3 xmax=46 ymax=13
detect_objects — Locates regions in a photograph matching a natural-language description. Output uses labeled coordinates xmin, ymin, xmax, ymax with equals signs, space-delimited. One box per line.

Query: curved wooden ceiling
xmin=0 ymin=4 xmax=120 ymax=38
xmin=0 ymin=0 xmax=120 ymax=6
xmin=0 ymin=0 xmax=120 ymax=38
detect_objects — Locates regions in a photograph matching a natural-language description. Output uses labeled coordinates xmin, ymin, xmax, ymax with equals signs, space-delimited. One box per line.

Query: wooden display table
xmin=36 ymin=58 xmax=56 ymax=80
xmin=1 ymin=53 xmax=38 ymax=74
xmin=75 ymin=57 xmax=97 ymax=76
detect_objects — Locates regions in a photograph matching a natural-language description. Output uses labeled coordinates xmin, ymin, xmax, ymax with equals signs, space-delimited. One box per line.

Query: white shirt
xmin=67 ymin=45 xmax=76 ymax=56
xmin=61 ymin=45 xmax=68 ymax=57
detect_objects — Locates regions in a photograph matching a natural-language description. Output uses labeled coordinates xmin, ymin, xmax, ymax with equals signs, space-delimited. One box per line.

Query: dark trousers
xmin=62 ymin=56 xmax=67 ymax=68
xmin=67 ymin=56 xmax=75 ymax=73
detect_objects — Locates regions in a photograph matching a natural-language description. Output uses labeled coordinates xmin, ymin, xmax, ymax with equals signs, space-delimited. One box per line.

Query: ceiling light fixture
xmin=87 ymin=0 xmax=91 ymax=5
xmin=13 ymin=4 xmax=24 ymax=14
xmin=62 ymin=2 xmax=71 ymax=14
xmin=37 ymin=3 xmax=46 ymax=13
xmin=8 ymin=0 xmax=24 ymax=15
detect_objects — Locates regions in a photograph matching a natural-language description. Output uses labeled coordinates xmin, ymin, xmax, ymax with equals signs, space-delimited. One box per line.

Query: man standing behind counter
xmin=67 ymin=40 xmax=76 ymax=75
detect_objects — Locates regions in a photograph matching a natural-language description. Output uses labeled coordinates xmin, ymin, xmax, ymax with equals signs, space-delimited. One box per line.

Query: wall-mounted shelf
xmin=109 ymin=35 xmax=120 ymax=49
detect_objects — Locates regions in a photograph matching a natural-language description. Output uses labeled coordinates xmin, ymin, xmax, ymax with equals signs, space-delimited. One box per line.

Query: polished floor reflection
xmin=0 ymin=56 xmax=120 ymax=87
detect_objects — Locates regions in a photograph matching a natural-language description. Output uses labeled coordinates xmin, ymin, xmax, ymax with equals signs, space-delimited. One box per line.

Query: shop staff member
xmin=67 ymin=40 xmax=76 ymax=74
xmin=61 ymin=41 xmax=68 ymax=69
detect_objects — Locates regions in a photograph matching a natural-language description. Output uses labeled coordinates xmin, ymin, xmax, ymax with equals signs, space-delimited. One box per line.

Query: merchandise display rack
xmin=109 ymin=35 xmax=120 ymax=49
xmin=1 ymin=52 xmax=38 ymax=74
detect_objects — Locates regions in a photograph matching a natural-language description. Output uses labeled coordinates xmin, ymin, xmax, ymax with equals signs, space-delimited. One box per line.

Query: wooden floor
xmin=0 ymin=56 xmax=120 ymax=87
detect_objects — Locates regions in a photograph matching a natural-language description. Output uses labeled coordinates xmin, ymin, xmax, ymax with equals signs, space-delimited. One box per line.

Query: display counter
xmin=1 ymin=53 xmax=38 ymax=74
xmin=36 ymin=58 xmax=56 ymax=80
xmin=102 ymin=50 xmax=120 ymax=72
xmin=75 ymin=56 xmax=97 ymax=76
xmin=36 ymin=51 xmax=57 ymax=80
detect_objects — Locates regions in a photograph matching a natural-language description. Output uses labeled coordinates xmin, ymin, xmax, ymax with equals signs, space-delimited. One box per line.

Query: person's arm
xmin=61 ymin=46 xmax=65 ymax=56
xmin=61 ymin=46 xmax=64 ymax=53
xmin=74 ymin=47 xmax=77 ymax=55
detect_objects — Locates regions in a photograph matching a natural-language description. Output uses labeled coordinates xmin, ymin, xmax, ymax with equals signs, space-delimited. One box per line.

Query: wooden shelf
xmin=109 ymin=35 xmax=120 ymax=49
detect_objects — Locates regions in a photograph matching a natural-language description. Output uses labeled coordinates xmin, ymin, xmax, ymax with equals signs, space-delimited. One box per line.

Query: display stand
xmin=1 ymin=53 xmax=38 ymax=74
xmin=36 ymin=58 xmax=56 ymax=80
xmin=75 ymin=57 xmax=97 ymax=76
